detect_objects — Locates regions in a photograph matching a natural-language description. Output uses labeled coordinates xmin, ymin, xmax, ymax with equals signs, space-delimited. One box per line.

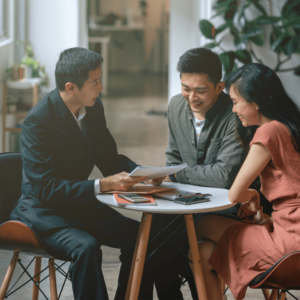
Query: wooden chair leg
xmin=262 ymin=288 xmax=271 ymax=300
xmin=32 ymin=257 xmax=42 ymax=300
xmin=0 ymin=253 xmax=19 ymax=300
xmin=49 ymin=259 xmax=58 ymax=300
xmin=270 ymin=289 xmax=278 ymax=300
xmin=279 ymin=291 xmax=286 ymax=300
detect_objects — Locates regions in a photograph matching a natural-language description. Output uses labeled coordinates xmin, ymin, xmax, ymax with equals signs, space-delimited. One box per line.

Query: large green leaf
xmin=203 ymin=42 xmax=217 ymax=49
xmin=249 ymin=34 xmax=264 ymax=46
xmin=270 ymin=32 xmax=287 ymax=51
xmin=234 ymin=34 xmax=248 ymax=49
xmin=282 ymin=37 xmax=300 ymax=56
xmin=251 ymin=0 xmax=267 ymax=15
xmin=215 ymin=22 xmax=231 ymax=35
xmin=235 ymin=50 xmax=252 ymax=64
xmin=282 ymin=0 xmax=300 ymax=18
xmin=243 ymin=24 xmax=263 ymax=37
xmin=199 ymin=20 xmax=215 ymax=39
xmin=253 ymin=16 xmax=282 ymax=25
xmin=220 ymin=51 xmax=236 ymax=73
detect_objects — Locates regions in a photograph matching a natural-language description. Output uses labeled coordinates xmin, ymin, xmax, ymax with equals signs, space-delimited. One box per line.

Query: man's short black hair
xmin=55 ymin=47 xmax=103 ymax=91
xmin=177 ymin=48 xmax=222 ymax=86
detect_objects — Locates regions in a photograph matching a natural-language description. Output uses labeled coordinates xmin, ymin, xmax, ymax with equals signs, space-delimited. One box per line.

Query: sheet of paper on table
xmin=128 ymin=163 xmax=187 ymax=180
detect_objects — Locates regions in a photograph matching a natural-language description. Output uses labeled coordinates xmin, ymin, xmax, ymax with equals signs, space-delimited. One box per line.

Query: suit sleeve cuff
xmin=94 ymin=179 xmax=101 ymax=194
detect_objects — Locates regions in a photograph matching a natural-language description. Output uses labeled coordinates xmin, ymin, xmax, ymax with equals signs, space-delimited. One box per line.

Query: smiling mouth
xmin=190 ymin=102 xmax=203 ymax=107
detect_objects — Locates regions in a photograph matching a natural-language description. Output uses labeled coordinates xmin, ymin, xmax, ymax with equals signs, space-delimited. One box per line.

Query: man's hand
xmin=100 ymin=172 xmax=147 ymax=192
xmin=144 ymin=176 xmax=166 ymax=186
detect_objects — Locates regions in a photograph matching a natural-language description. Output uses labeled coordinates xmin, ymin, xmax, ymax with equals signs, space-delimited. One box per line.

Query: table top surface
xmin=96 ymin=182 xmax=234 ymax=214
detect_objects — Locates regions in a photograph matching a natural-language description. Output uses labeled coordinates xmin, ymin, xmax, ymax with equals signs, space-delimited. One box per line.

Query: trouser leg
xmin=42 ymin=227 xmax=108 ymax=300
xmin=85 ymin=204 xmax=154 ymax=300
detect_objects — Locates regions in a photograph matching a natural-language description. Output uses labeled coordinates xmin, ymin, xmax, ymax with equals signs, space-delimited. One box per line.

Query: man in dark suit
xmin=10 ymin=47 xmax=161 ymax=300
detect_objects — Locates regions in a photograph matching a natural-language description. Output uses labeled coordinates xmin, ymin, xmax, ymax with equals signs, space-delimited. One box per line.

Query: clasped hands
xmin=238 ymin=189 xmax=273 ymax=225
xmin=100 ymin=172 xmax=165 ymax=192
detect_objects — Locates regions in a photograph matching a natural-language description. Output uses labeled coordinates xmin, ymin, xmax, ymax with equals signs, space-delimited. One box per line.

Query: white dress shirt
xmin=193 ymin=114 xmax=205 ymax=145
xmin=69 ymin=106 xmax=101 ymax=194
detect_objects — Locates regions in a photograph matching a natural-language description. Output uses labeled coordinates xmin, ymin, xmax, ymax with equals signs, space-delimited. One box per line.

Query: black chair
xmin=0 ymin=152 xmax=70 ymax=300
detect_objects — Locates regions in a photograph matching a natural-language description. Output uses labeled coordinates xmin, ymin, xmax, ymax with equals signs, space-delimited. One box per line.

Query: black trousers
xmin=153 ymin=204 xmax=241 ymax=300
xmin=11 ymin=203 xmax=154 ymax=300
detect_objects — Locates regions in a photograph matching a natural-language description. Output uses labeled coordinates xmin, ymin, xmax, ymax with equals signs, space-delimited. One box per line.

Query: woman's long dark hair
xmin=225 ymin=63 xmax=300 ymax=153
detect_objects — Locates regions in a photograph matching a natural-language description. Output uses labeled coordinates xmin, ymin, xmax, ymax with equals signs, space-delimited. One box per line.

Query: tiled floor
xmin=1 ymin=72 xmax=299 ymax=299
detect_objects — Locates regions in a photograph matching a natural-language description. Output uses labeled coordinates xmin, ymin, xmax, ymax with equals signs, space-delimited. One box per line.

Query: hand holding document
xmin=128 ymin=163 xmax=187 ymax=180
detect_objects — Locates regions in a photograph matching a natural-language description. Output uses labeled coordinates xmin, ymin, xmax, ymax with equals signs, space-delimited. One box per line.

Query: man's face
xmin=73 ymin=66 xmax=103 ymax=107
xmin=181 ymin=73 xmax=223 ymax=118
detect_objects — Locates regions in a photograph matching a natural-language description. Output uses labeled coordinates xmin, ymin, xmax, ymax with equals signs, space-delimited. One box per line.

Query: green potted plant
xmin=199 ymin=0 xmax=300 ymax=78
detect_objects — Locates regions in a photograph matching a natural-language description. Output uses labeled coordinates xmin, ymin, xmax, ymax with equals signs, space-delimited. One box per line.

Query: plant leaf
xmin=270 ymin=32 xmax=287 ymax=51
xmin=282 ymin=37 xmax=300 ymax=56
xmin=203 ymin=42 xmax=217 ymax=49
xmin=234 ymin=34 xmax=248 ymax=49
xmin=243 ymin=24 xmax=263 ymax=37
xmin=235 ymin=49 xmax=252 ymax=64
xmin=199 ymin=20 xmax=215 ymax=39
xmin=251 ymin=0 xmax=267 ymax=15
xmin=216 ymin=22 xmax=231 ymax=35
xmin=253 ymin=15 xmax=282 ymax=25
xmin=282 ymin=0 xmax=300 ymax=18
xmin=249 ymin=34 xmax=264 ymax=46
xmin=220 ymin=51 xmax=235 ymax=73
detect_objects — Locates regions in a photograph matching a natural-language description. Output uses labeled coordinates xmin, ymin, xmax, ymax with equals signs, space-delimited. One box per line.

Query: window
xmin=0 ymin=0 xmax=13 ymax=46
xmin=0 ymin=0 xmax=7 ymax=40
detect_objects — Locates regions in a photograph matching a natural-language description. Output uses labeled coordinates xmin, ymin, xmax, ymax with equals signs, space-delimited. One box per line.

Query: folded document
xmin=128 ymin=163 xmax=187 ymax=180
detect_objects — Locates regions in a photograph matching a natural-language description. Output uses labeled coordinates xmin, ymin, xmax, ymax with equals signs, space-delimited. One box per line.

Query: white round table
xmin=96 ymin=182 xmax=233 ymax=300
xmin=96 ymin=182 xmax=233 ymax=214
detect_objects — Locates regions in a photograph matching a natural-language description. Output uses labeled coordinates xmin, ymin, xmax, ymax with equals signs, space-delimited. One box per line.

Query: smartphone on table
xmin=118 ymin=193 xmax=150 ymax=203
xmin=174 ymin=196 xmax=210 ymax=205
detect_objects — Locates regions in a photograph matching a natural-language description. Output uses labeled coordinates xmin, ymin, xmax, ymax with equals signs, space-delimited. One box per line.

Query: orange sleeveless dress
xmin=209 ymin=121 xmax=300 ymax=300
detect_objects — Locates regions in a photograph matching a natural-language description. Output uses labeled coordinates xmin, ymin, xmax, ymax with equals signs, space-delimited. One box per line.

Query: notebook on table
xmin=103 ymin=184 xmax=175 ymax=195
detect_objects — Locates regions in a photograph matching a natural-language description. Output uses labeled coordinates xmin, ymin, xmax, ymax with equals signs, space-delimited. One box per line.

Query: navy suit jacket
xmin=11 ymin=88 xmax=137 ymax=233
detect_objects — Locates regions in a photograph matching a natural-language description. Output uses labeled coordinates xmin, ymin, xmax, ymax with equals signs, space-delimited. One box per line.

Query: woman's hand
xmin=254 ymin=206 xmax=273 ymax=225
xmin=238 ymin=189 xmax=260 ymax=222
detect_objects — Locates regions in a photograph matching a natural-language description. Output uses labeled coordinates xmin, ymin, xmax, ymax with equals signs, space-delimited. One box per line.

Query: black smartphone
xmin=174 ymin=196 xmax=210 ymax=205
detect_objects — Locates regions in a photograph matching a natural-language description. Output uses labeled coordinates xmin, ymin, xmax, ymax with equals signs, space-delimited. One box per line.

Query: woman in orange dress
xmin=194 ymin=63 xmax=300 ymax=300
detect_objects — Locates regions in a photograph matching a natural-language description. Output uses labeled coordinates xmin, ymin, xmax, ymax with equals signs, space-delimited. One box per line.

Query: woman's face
xmin=230 ymin=85 xmax=259 ymax=127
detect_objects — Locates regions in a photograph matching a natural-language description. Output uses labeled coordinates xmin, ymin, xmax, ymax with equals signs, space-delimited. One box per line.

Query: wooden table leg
xmin=184 ymin=214 xmax=208 ymax=300
xmin=125 ymin=213 xmax=152 ymax=300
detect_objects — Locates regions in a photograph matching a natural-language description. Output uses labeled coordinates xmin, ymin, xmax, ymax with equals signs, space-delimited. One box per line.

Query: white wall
xmin=27 ymin=0 xmax=88 ymax=91
xmin=168 ymin=0 xmax=201 ymax=99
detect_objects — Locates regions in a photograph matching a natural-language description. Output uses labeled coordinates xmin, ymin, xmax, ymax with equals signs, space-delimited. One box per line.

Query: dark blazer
xmin=11 ymin=88 xmax=137 ymax=233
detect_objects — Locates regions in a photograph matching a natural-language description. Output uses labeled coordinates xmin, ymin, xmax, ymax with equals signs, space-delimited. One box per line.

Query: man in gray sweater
xmin=154 ymin=48 xmax=245 ymax=299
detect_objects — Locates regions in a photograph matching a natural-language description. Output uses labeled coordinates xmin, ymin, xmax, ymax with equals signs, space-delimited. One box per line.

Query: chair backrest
xmin=0 ymin=152 xmax=22 ymax=224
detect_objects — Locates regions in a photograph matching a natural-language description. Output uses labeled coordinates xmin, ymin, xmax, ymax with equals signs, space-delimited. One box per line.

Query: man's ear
xmin=65 ymin=82 xmax=76 ymax=95
xmin=216 ymin=81 xmax=225 ymax=94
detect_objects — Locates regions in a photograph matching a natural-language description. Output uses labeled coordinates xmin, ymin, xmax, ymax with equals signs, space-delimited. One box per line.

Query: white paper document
xmin=128 ymin=163 xmax=187 ymax=180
